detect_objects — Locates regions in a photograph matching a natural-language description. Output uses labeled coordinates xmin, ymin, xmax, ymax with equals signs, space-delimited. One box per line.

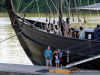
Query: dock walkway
xmin=0 ymin=63 xmax=100 ymax=75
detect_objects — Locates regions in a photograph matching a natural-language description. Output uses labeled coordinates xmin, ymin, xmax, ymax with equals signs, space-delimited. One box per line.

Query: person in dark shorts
xmin=44 ymin=46 xmax=53 ymax=69
xmin=58 ymin=49 xmax=62 ymax=67
xmin=53 ymin=50 xmax=60 ymax=68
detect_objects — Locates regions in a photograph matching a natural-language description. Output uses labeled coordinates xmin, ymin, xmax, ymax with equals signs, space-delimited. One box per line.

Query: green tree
xmin=0 ymin=0 xmax=100 ymax=13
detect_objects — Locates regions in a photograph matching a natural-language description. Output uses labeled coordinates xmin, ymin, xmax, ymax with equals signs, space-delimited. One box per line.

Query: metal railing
xmin=61 ymin=38 xmax=100 ymax=68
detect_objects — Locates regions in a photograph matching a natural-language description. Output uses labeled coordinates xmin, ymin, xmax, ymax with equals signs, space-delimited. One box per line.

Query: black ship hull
xmin=1 ymin=0 xmax=100 ymax=69
xmin=15 ymin=18 xmax=100 ymax=66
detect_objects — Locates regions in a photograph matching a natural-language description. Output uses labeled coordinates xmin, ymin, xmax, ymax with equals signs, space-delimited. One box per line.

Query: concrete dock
xmin=0 ymin=63 xmax=100 ymax=75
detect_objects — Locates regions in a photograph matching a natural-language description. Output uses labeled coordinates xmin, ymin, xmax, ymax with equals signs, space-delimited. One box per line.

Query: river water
xmin=0 ymin=13 xmax=100 ymax=65
xmin=0 ymin=14 xmax=33 ymax=65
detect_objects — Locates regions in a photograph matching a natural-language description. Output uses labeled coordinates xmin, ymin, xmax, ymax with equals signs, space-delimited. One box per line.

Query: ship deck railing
xmin=60 ymin=38 xmax=100 ymax=68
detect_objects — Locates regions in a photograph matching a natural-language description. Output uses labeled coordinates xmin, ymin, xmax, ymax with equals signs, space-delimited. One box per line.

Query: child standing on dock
xmin=53 ymin=50 xmax=60 ymax=68
xmin=44 ymin=46 xmax=53 ymax=69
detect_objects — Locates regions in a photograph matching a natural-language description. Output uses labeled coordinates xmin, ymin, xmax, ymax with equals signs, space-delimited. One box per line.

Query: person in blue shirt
xmin=58 ymin=49 xmax=62 ymax=67
xmin=44 ymin=46 xmax=53 ymax=69
xmin=94 ymin=25 xmax=100 ymax=41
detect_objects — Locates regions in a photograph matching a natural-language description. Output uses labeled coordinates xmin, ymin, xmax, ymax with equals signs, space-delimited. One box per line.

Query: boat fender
xmin=66 ymin=18 xmax=69 ymax=23
xmin=46 ymin=18 xmax=48 ymax=22
xmin=53 ymin=19 xmax=55 ymax=24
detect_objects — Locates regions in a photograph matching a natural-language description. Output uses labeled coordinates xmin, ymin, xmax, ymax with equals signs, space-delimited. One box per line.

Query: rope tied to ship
xmin=0 ymin=32 xmax=22 ymax=44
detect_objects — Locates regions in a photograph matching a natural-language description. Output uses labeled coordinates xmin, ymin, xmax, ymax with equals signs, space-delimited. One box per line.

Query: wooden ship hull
xmin=1 ymin=0 xmax=100 ymax=69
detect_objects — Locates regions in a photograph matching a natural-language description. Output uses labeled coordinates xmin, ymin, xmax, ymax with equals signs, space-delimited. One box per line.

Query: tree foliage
xmin=0 ymin=0 xmax=100 ymax=13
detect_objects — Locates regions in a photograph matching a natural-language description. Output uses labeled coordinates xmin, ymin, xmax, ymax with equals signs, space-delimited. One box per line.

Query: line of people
xmin=44 ymin=46 xmax=62 ymax=69
xmin=94 ymin=24 xmax=100 ymax=41
xmin=78 ymin=24 xmax=100 ymax=40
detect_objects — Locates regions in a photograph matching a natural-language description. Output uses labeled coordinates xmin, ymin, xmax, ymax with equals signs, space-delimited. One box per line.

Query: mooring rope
xmin=0 ymin=32 xmax=22 ymax=44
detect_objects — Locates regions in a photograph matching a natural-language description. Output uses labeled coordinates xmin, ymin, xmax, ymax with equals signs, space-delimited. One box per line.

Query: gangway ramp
xmin=66 ymin=54 xmax=100 ymax=68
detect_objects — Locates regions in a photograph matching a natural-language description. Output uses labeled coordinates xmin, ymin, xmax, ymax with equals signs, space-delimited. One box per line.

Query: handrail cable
xmin=62 ymin=37 xmax=100 ymax=52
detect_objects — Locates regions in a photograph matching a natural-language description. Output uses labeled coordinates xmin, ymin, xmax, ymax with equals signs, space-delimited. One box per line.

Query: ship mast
xmin=58 ymin=0 xmax=64 ymax=36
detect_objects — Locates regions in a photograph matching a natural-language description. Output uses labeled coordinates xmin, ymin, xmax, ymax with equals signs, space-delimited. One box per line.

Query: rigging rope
xmin=74 ymin=0 xmax=81 ymax=26
xmin=69 ymin=0 xmax=70 ymax=18
xmin=94 ymin=0 xmax=96 ymax=3
xmin=17 ymin=0 xmax=21 ymax=13
xmin=46 ymin=0 xmax=53 ymax=32
xmin=79 ymin=0 xmax=82 ymax=24
xmin=62 ymin=0 xmax=67 ymax=16
xmin=88 ymin=0 xmax=93 ymax=28
xmin=94 ymin=0 xmax=100 ymax=19
xmin=32 ymin=11 xmax=47 ymax=26
xmin=71 ymin=5 xmax=76 ymax=28
xmin=19 ymin=0 xmax=34 ymax=14
xmin=36 ymin=0 xmax=40 ymax=17
xmin=46 ymin=0 xmax=54 ymax=18
xmin=50 ymin=0 xmax=66 ymax=34
xmin=80 ymin=0 xmax=87 ymax=28
xmin=65 ymin=0 xmax=70 ymax=18
xmin=65 ymin=0 xmax=72 ymax=37
xmin=46 ymin=0 xmax=65 ymax=34
xmin=80 ymin=0 xmax=82 ymax=7
xmin=82 ymin=10 xmax=87 ymax=28
xmin=36 ymin=0 xmax=43 ymax=30
xmin=50 ymin=0 xmax=63 ymax=21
